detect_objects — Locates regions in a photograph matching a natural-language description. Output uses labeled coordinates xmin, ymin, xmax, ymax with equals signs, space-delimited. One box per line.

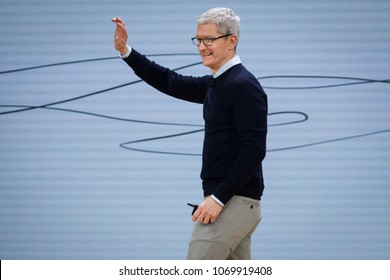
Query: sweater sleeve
xmin=212 ymin=78 xmax=268 ymax=204
xmin=123 ymin=48 xmax=210 ymax=104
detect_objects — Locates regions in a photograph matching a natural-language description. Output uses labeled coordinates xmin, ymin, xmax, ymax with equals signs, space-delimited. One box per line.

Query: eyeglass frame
xmin=191 ymin=33 xmax=233 ymax=47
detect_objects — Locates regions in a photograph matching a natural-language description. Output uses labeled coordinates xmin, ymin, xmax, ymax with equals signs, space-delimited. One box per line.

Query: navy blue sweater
xmin=124 ymin=49 xmax=267 ymax=204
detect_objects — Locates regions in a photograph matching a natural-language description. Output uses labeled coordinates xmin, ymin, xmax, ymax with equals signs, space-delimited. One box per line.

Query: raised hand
xmin=112 ymin=17 xmax=129 ymax=55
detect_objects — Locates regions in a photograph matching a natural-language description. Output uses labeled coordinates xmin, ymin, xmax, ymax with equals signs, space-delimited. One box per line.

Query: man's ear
xmin=229 ymin=34 xmax=238 ymax=50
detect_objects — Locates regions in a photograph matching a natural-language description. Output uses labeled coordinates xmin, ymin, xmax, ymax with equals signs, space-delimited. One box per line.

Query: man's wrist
xmin=211 ymin=195 xmax=224 ymax=207
xmin=120 ymin=45 xmax=132 ymax=58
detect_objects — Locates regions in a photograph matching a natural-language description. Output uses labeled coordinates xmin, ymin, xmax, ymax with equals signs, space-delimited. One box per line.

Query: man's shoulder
xmin=226 ymin=65 xmax=260 ymax=86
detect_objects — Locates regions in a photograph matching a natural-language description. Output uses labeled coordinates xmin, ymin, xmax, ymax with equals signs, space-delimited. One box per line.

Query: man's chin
xmin=202 ymin=60 xmax=212 ymax=68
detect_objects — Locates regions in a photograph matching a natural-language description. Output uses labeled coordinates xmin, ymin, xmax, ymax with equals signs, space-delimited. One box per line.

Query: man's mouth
xmin=201 ymin=52 xmax=213 ymax=57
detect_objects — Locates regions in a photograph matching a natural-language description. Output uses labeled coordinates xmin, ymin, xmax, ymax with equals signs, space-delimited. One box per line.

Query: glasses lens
xmin=191 ymin=38 xmax=199 ymax=46
xmin=203 ymin=38 xmax=212 ymax=46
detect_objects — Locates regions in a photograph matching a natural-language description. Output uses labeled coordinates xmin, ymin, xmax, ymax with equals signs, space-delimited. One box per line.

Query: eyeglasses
xmin=191 ymin=34 xmax=232 ymax=47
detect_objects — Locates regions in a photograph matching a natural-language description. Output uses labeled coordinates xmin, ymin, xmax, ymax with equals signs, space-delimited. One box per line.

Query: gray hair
xmin=197 ymin=7 xmax=240 ymax=37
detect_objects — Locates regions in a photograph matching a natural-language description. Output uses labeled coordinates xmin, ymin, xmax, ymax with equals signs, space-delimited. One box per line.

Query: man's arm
xmin=112 ymin=17 xmax=209 ymax=104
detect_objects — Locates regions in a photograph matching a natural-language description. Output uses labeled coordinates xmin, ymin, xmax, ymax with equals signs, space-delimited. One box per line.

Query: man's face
xmin=195 ymin=23 xmax=235 ymax=74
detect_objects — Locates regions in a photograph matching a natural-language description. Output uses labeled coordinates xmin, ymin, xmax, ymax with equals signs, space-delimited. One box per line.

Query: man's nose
xmin=198 ymin=41 xmax=207 ymax=50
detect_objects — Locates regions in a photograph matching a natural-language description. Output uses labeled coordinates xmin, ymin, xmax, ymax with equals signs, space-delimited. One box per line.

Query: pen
xmin=187 ymin=203 xmax=198 ymax=215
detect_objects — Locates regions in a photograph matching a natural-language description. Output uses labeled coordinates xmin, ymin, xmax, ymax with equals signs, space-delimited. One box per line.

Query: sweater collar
xmin=213 ymin=55 xmax=241 ymax=79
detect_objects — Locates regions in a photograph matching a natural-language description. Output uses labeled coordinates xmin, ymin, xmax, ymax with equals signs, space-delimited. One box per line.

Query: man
xmin=112 ymin=7 xmax=267 ymax=260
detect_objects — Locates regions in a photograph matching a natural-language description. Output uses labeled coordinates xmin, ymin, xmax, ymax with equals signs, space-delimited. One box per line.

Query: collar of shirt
xmin=213 ymin=55 xmax=241 ymax=79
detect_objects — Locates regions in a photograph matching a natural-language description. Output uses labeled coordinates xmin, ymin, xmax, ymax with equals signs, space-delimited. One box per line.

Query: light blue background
xmin=1 ymin=0 xmax=389 ymax=259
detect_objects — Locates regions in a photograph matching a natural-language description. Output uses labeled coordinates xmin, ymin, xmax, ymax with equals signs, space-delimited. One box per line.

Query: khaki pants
xmin=187 ymin=195 xmax=262 ymax=260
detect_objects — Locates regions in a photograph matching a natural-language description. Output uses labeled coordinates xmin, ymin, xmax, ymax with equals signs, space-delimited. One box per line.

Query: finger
xmin=192 ymin=208 xmax=200 ymax=222
xmin=112 ymin=17 xmax=126 ymax=26
xmin=115 ymin=23 xmax=127 ymax=36
xmin=111 ymin=18 xmax=122 ymax=25
xmin=112 ymin=18 xmax=126 ymax=33
xmin=195 ymin=210 xmax=206 ymax=223
xmin=197 ymin=215 xmax=206 ymax=223
xmin=114 ymin=25 xmax=128 ymax=42
xmin=196 ymin=211 xmax=212 ymax=223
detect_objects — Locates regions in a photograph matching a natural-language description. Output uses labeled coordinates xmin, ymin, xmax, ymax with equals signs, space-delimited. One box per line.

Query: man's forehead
xmin=196 ymin=23 xmax=219 ymax=35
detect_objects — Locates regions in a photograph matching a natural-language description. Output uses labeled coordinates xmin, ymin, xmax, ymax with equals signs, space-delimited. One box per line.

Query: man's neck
xmin=213 ymin=55 xmax=241 ymax=78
